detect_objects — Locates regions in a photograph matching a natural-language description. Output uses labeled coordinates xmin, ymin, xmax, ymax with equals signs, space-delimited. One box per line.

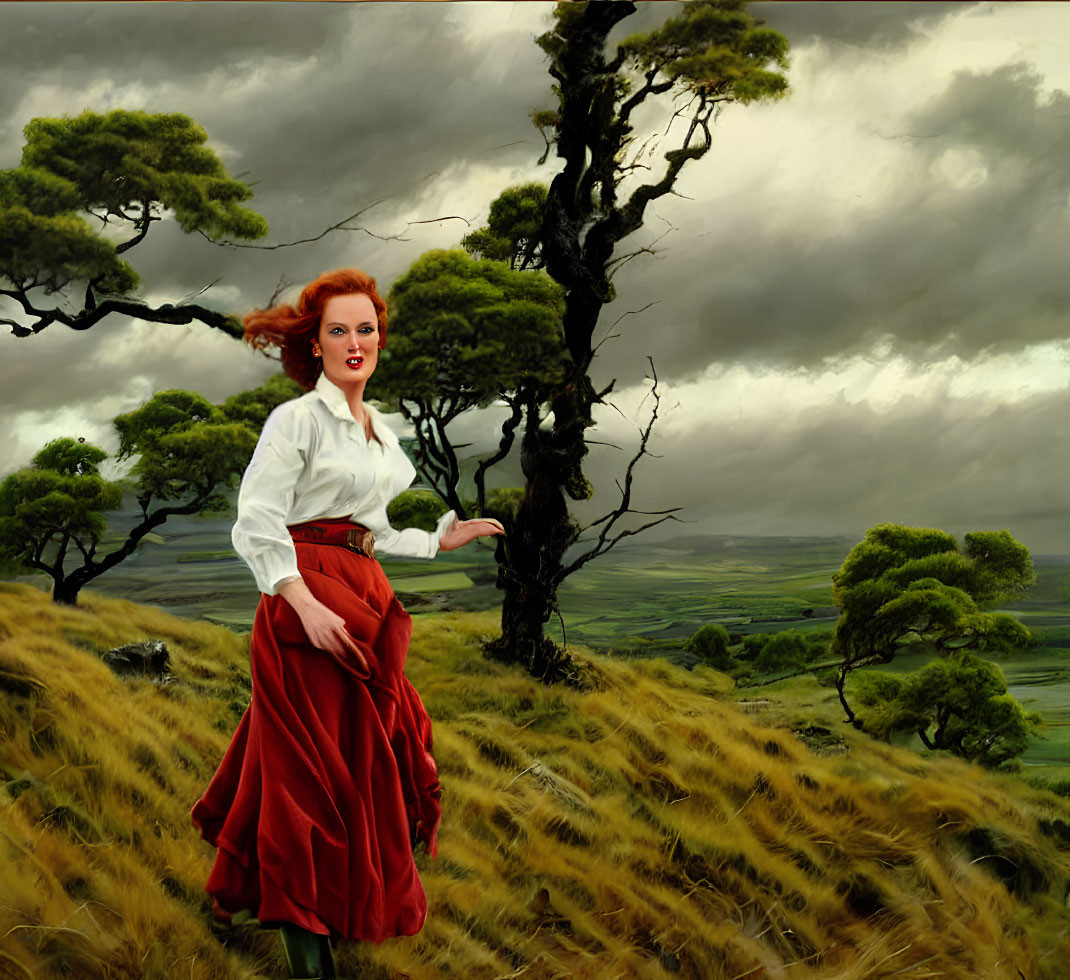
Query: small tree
xmin=0 ymin=109 xmax=267 ymax=338
xmin=685 ymin=623 xmax=732 ymax=669
xmin=374 ymin=248 xmax=569 ymax=520
xmin=831 ymin=523 xmax=1035 ymax=726
xmin=0 ymin=391 xmax=256 ymax=604
xmin=853 ymin=655 xmax=1042 ymax=769
xmin=460 ymin=182 xmax=548 ymax=271
xmin=756 ymin=630 xmax=809 ymax=672
xmin=219 ymin=373 xmax=304 ymax=430
xmin=387 ymin=490 xmax=451 ymax=534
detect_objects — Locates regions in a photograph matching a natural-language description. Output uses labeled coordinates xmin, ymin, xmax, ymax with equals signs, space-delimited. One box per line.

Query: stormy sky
xmin=2 ymin=1 xmax=1069 ymax=553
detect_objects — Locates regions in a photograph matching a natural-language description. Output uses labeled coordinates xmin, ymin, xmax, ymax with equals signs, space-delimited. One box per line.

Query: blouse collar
xmin=312 ymin=372 xmax=397 ymax=448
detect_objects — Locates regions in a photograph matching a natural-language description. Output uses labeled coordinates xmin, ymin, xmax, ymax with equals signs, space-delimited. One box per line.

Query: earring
xmin=312 ymin=342 xmax=322 ymax=357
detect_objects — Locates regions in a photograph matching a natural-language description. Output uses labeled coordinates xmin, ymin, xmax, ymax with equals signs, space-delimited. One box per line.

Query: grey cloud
xmin=0 ymin=2 xmax=553 ymax=334
xmin=751 ymin=1 xmax=976 ymax=51
xmin=2 ymin=0 xmax=1067 ymax=558
xmin=588 ymin=58 xmax=1070 ymax=385
xmin=603 ymin=3 xmax=972 ymax=55
xmin=0 ymin=2 xmax=344 ymax=127
xmin=569 ymin=382 xmax=1070 ymax=554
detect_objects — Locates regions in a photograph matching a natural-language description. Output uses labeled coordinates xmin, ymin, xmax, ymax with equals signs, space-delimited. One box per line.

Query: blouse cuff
xmin=432 ymin=509 xmax=457 ymax=556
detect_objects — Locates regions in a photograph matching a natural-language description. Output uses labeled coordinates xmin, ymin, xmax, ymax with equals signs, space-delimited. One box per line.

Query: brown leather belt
xmin=287 ymin=518 xmax=376 ymax=560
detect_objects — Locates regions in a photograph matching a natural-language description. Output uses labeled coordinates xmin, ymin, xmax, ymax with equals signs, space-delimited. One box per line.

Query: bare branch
xmin=591 ymin=331 xmax=620 ymax=356
xmin=554 ymin=357 xmax=681 ymax=584
xmin=266 ymin=273 xmax=296 ymax=308
xmin=406 ymin=215 xmax=472 ymax=228
xmin=610 ymin=302 xmax=656 ymax=334
xmin=176 ymin=278 xmax=222 ymax=305
xmin=199 ymin=192 xmax=472 ymax=251
xmin=196 ymin=199 xmax=402 ymax=249
xmin=114 ymin=199 xmax=157 ymax=255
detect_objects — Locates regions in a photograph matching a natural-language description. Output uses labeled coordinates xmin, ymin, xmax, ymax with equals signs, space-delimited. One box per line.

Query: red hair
xmin=242 ymin=268 xmax=389 ymax=389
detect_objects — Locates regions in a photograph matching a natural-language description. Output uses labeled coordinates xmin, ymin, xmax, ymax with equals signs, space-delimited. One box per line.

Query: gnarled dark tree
xmin=481 ymin=1 xmax=790 ymax=683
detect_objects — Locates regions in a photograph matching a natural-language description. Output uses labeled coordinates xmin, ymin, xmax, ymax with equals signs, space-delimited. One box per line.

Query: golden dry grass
xmin=0 ymin=583 xmax=1068 ymax=979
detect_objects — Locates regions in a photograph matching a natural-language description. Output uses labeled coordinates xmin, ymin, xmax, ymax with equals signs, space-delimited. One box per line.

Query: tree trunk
xmin=51 ymin=578 xmax=81 ymax=606
xmin=483 ymin=391 xmax=583 ymax=685
xmin=836 ymin=662 xmax=863 ymax=728
xmin=485 ymin=2 xmax=633 ymax=684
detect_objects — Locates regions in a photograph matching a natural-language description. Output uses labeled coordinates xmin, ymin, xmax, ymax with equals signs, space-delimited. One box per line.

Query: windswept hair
xmin=242 ymin=268 xmax=389 ymax=389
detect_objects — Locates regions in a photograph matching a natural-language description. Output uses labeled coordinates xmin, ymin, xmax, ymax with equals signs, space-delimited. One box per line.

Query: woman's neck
xmin=323 ymin=373 xmax=367 ymax=424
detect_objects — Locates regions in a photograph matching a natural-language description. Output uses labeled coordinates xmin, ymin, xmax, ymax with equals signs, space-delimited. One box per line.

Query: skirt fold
xmin=191 ymin=538 xmax=441 ymax=942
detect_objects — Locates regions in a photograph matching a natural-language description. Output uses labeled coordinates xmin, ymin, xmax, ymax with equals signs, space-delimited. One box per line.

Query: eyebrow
xmin=324 ymin=320 xmax=377 ymax=328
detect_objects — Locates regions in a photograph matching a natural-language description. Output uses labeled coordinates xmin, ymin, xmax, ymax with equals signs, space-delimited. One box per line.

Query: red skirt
xmin=190 ymin=522 xmax=442 ymax=942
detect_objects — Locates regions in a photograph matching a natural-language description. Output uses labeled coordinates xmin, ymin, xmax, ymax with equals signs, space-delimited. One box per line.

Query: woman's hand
xmin=276 ymin=576 xmax=370 ymax=673
xmin=438 ymin=514 xmax=506 ymax=552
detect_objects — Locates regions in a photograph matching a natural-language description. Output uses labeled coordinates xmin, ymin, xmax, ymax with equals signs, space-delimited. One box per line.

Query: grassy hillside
xmin=1 ymin=584 xmax=1069 ymax=979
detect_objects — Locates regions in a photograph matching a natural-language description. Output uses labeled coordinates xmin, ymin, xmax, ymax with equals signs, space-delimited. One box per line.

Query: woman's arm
xmin=276 ymin=576 xmax=370 ymax=672
xmin=438 ymin=514 xmax=506 ymax=551
xmin=233 ymin=405 xmax=371 ymax=669
xmin=231 ymin=404 xmax=308 ymax=595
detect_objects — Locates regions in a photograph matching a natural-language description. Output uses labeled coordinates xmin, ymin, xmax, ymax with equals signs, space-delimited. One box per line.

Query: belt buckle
xmin=346 ymin=527 xmax=375 ymax=560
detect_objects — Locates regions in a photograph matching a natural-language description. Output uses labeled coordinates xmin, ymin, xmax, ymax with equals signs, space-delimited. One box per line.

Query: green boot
xmin=280 ymin=923 xmax=323 ymax=979
xmin=318 ymin=933 xmax=337 ymax=979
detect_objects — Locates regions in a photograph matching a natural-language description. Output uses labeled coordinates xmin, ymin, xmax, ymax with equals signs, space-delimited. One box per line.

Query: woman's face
xmin=317 ymin=292 xmax=380 ymax=388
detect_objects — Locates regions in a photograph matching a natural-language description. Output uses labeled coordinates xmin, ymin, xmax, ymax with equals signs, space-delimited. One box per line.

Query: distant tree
xmin=478 ymin=0 xmax=790 ymax=682
xmin=387 ymin=489 xmax=451 ymax=535
xmin=685 ymin=623 xmax=732 ymax=669
xmin=374 ymin=248 xmax=570 ymax=520
xmin=460 ymin=182 xmax=548 ymax=271
xmin=0 ymin=109 xmax=267 ymax=338
xmin=831 ymin=523 xmax=1036 ymax=726
xmin=853 ymin=655 xmax=1042 ymax=769
xmin=0 ymin=391 xmax=256 ymax=605
xmin=756 ymin=630 xmax=808 ymax=672
xmin=220 ymin=373 xmax=304 ymax=431
xmin=739 ymin=633 xmax=769 ymax=661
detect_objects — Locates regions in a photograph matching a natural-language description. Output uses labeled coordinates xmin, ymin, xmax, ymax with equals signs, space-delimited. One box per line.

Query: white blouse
xmin=231 ymin=372 xmax=456 ymax=595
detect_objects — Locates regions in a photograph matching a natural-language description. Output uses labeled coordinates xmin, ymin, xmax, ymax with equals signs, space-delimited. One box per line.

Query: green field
xmin=10 ymin=517 xmax=1070 ymax=772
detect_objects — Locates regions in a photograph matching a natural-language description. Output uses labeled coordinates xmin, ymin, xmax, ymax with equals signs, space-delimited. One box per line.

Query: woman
xmin=190 ymin=268 xmax=504 ymax=979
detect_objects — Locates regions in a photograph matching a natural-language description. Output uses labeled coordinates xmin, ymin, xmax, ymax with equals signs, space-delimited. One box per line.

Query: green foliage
xmin=739 ymin=633 xmax=768 ymax=662
xmin=0 ymin=438 xmax=123 ymax=575
xmin=685 ymin=623 xmax=732 ymax=669
xmin=219 ymin=373 xmax=304 ymax=431
xmin=1 ymin=108 xmax=266 ymax=324
xmin=377 ymin=248 xmax=568 ymax=409
xmin=458 ymin=488 xmax=527 ymax=527
xmin=854 ymin=655 xmax=1043 ymax=769
xmin=0 ymin=390 xmax=256 ymax=603
xmin=115 ymin=390 xmax=222 ymax=454
xmin=114 ymin=390 xmax=255 ymax=511
xmin=21 ymin=109 xmax=268 ymax=239
xmin=31 ymin=439 xmax=108 ymax=478
xmin=833 ymin=523 xmax=1038 ymax=759
xmin=832 ymin=524 xmax=1036 ymax=668
xmin=484 ymin=488 xmax=525 ymax=526
xmin=756 ymin=630 xmax=809 ymax=672
xmin=0 ymin=194 xmax=137 ymax=295
xmin=615 ymin=0 xmax=789 ymax=103
xmin=461 ymin=183 xmax=548 ymax=270
xmin=388 ymin=490 xmax=451 ymax=533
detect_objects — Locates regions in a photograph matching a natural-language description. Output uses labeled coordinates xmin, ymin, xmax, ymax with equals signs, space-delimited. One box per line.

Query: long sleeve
xmin=231 ymin=405 xmax=309 ymax=595
xmin=364 ymin=507 xmax=457 ymax=560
